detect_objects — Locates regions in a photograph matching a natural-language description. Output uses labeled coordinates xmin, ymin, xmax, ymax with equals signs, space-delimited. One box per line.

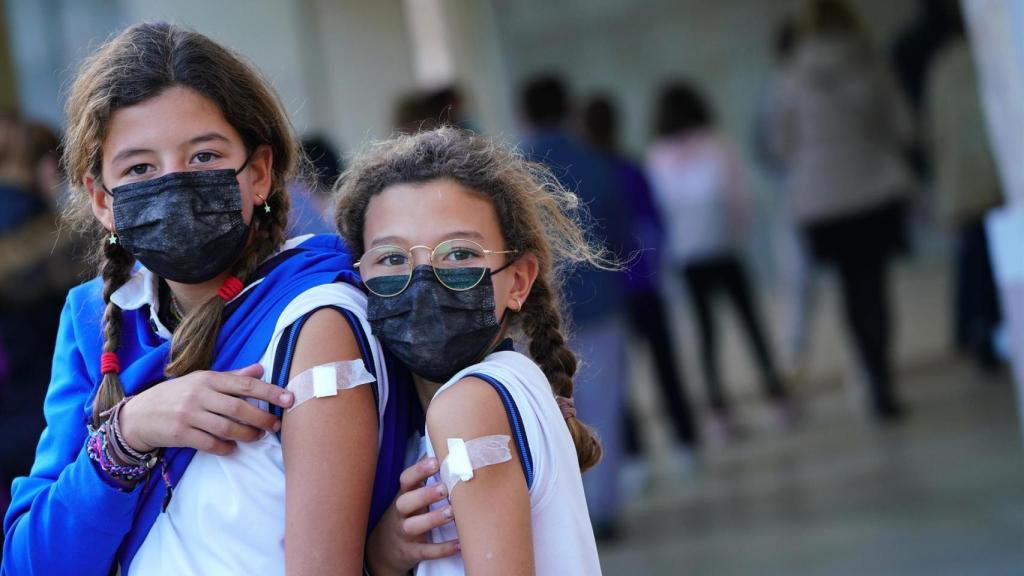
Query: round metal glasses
xmin=355 ymin=238 xmax=517 ymax=297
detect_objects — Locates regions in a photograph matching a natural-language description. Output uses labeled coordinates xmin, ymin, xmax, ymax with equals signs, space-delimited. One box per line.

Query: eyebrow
xmin=109 ymin=132 xmax=233 ymax=166
xmin=188 ymin=132 xmax=232 ymax=146
xmin=368 ymin=230 xmax=488 ymax=248
xmin=443 ymin=230 xmax=487 ymax=242
xmin=369 ymin=235 xmax=409 ymax=248
xmin=110 ymin=147 xmax=154 ymax=165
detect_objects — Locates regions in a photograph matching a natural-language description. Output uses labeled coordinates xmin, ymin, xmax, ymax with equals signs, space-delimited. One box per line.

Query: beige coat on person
xmin=925 ymin=38 xmax=1002 ymax=228
xmin=769 ymin=35 xmax=916 ymax=225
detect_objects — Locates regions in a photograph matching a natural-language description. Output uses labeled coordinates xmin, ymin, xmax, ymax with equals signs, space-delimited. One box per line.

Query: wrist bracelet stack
xmin=87 ymin=396 xmax=158 ymax=482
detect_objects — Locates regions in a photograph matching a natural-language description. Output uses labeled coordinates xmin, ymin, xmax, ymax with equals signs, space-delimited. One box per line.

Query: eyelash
xmin=119 ymin=151 xmax=223 ymax=177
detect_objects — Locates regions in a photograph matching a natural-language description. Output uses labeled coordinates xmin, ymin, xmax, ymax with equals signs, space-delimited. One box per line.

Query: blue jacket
xmin=2 ymin=234 xmax=411 ymax=575
xmin=523 ymin=131 xmax=629 ymax=326
xmin=604 ymin=153 xmax=666 ymax=295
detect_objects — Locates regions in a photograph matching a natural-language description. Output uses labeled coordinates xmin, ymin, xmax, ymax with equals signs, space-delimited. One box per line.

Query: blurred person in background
xmin=392 ymin=85 xmax=475 ymax=135
xmin=648 ymin=81 xmax=793 ymax=442
xmin=419 ymin=85 xmax=477 ymax=132
xmin=891 ymin=0 xmax=963 ymax=179
xmin=923 ymin=12 xmax=1003 ymax=371
xmin=394 ymin=91 xmax=430 ymax=135
xmin=286 ymin=134 xmax=343 ymax=236
xmin=581 ymin=95 xmax=698 ymax=484
xmin=754 ymin=17 xmax=817 ymax=380
xmin=769 ymin=0 xmax=915 ymax=421
xmin=520 ymin=74 xmax=630 ymax=539
xmin=0 ymin=116 xmax=86 ymax=526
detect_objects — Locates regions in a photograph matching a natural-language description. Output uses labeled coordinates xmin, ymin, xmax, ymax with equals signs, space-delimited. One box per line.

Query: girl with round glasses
xmin=338 ymin=127 xmax=609 ymax=575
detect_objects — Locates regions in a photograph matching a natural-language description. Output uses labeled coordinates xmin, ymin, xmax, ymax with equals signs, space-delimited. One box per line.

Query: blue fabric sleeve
xmin=2 ymin=298 xmax=144 ymax=576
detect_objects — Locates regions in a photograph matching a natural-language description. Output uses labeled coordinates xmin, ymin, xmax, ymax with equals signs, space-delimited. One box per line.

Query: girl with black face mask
xmin=337 ymin=127 xmax=612 ymax=576
xmin=4 ymin=23 xmax=403 ymax=576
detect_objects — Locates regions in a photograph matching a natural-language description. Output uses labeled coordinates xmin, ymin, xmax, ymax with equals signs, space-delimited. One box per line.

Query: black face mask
xmin=367 ymin=265 xmax=504 ymax=383
xmin=110 ymin=164 xmax=250 ymax=284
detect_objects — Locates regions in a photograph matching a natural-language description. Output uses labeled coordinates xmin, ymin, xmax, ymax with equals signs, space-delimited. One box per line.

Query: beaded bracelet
xmin=86 ymin=425 xmax=151 ymax=482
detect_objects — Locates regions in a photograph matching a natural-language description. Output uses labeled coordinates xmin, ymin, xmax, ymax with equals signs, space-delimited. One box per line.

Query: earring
xmin=511 ymin=297 xmax=522 ymax=311
xmin=256 ymin=194 xmax=271 ymax=214
xmin=107 ymin=232 xmax=119 ymax=245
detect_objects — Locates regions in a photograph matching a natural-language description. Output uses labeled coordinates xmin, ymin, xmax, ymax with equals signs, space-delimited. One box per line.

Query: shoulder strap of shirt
xmin=269 ymin=305 xmax=379 ymax=422
xmin=463 ymin=371 xmax=535 ymax=490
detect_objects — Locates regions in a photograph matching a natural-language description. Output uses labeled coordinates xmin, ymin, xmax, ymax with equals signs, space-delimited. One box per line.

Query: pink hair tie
xmin=556 ymin=396 xmax=576 ymax=420
xmin=217 ymin=276 xmax=244 ymax=302
xmin=100 ymin=352 xmax=120 ymax=375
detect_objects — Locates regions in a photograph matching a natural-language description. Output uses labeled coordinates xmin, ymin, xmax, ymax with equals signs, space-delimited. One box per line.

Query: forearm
xmin=3 ymin=443 xmax=144 ymax=575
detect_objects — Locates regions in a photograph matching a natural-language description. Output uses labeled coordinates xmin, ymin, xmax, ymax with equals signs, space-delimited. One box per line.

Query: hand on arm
xmin=365 ymin=456 xmax=461 ymax=576
xmin=119 ymin=364 xmax=293 ymax=457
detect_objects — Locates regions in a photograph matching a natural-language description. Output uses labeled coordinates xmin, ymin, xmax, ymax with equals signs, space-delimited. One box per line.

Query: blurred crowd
xmin=375 ymin=0 xmax=1003 ymax=538
xmin=0 ymin=0 xmax=1004 ymax=543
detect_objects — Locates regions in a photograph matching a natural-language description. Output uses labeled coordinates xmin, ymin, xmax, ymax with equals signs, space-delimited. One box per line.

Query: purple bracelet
xmin=86 ymin=425 xmax=150 ymax=482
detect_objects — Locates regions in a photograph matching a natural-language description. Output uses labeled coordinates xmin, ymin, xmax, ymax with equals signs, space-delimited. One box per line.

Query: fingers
xmin=180 ymin=427 xmax=236 ymax=456
xmin=396 ymin=483 xmax=448 ymax=518
xmin=399 ymin=457 xmax=439 ymax=492
xmin=230 ymin=363 xmax=264 ymax=379
xmin=410 ymin=540 xmax=460 ymax=562
xmin=205 ymin=392 xmax=281 ymax=433
xmin=191 ymin=411 xmax=264 ymax=444
xmin=209 ymin=371 xmax=294 ymax=409
xmin=402 ymin=505 xmax=454 ymax=539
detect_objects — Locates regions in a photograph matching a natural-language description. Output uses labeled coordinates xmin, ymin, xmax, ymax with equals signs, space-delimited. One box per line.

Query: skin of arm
xmin=426 ymin=376 xmax=534 ymax=576
xmin=281 ymin=308 xmax=379 ymax=576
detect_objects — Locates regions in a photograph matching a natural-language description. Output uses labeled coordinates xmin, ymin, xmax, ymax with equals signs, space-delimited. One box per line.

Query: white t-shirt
xmin=415 ymin=351 xmax=602 ymax=576
xmin=127 ymin=281 xmax=387 ymax=576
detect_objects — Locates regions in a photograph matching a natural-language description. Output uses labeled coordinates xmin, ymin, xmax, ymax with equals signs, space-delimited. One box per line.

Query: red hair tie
xmin=217 ymin=276 xmax=244 ymax=302
xmin=100 ymin=352 xmax=120 ymax=375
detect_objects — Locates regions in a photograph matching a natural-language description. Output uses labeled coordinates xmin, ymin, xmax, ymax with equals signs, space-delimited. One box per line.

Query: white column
xmin=964 ymin=0 xmax=1024 ymax=441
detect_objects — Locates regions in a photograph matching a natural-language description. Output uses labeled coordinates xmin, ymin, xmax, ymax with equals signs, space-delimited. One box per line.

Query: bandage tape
xmin=439 ymin=435 xmax=513 ymax=495
xmin=286 ymin=360 xmax=376 ymax=412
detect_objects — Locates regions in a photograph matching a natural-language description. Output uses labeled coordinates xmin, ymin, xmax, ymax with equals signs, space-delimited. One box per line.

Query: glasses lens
xmin=435 ymin=266 xmax=487 ymax=291
xmin=433 ymin=239 xmax=488 ymax=291
xmin=360 ymin=246 xmax=412 ymax=296
xmin=365 ymin=274 xmax=411 ymax=297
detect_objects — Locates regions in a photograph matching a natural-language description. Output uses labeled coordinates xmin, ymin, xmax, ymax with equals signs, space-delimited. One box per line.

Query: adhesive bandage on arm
xmin=285 ymin=360 xmax=376 ymax=412
xmin=439 ymin=435 xmax=513 ymax=495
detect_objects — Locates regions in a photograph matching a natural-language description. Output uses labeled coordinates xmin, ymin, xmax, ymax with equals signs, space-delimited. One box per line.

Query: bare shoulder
xmin=290 ymin=307 xmax=360 ymax=374
xmin=426 ymin=376 xmax=513 ymax=458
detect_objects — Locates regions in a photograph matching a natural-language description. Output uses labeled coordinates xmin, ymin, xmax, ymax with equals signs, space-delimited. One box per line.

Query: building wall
xmin=307 ymin=0 xmax=416 ymax=153
xmin=2 ymin=0 xmax=417 ymax=157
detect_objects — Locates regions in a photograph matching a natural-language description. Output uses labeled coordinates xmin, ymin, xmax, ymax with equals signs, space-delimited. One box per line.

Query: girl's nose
xmin=408 ymin=245 xmax=434 ymax=267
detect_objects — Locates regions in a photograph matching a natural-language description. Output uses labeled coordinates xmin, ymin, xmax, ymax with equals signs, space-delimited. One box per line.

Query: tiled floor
xmin=599 ymin=258 xmax=1024 ymax=575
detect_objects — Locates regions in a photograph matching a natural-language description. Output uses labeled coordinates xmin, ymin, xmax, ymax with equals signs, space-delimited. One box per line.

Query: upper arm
xmin=281 ymin=307 xmax=378 ymax=576
xmin=427 ymin=377 xmax=534 ymax=576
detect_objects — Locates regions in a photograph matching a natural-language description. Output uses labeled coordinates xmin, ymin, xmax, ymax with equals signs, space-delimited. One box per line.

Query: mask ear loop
xmin=234 ymin=152 xmax=254 ymax=176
